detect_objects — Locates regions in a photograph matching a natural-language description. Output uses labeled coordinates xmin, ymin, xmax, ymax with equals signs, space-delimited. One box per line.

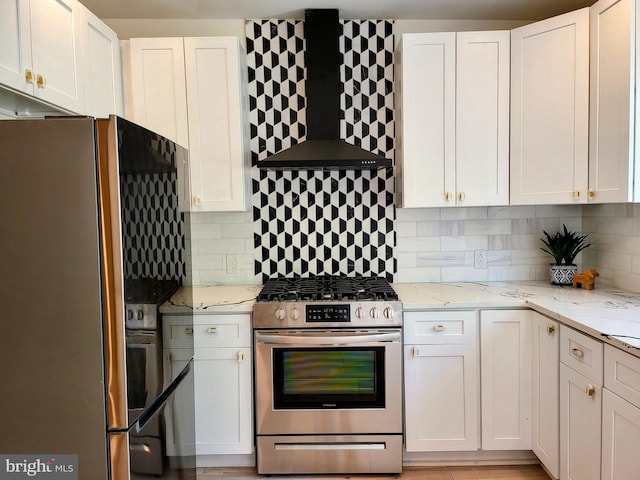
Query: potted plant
xmin=540 ymin=225 xmax=591 ymax=285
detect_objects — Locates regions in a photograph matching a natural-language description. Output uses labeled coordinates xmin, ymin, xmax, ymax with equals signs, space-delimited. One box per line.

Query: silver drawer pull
xmin=238 ymin=351 xmax=245 ymax=362
xmin=207 ymin=327 xmax=218 ymax=334
xmin=184 ymin=327 xmax=193 ymax=335
xmin=412 ymin=346 xmax=419 ymax=357
xmin=433 ymin=324 xmax=446 ymax=332
xmin=571 ymin=347 xmax=584 ymax=358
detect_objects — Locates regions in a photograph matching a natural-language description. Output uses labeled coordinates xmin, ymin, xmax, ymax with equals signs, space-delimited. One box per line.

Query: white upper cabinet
xmin=184 ymin=37 xmax=250 ymax=212
xmin=589 ymin=0 xmax=637 ymax=203
xmin=396 ymin=32 xmax=455 ymax=208
xmin=80 ymin=7 xmax=123 ymax=118
xmin=0 ymin=0 xmax=31 ymax=95
xmin=510 ymin=8 xmax=590 ymax=205
xmin=128 ymin=37 xmax=189 ymax=147
xmin=395 ymin=31 xmax=510 ymax=208
xmin=0 ymin=0 xmax=84 ymax=114
xmin=456 ymin=31 xmax=510 ymax=207
xmin=127 ymin=36 xmax=250 ymax=212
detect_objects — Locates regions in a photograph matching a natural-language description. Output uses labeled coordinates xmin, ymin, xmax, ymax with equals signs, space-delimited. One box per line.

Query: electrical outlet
xmin=226 ymin=254 xmax=240 ymax=274
xmin=474 ymin=250 xmax=487 ymax=269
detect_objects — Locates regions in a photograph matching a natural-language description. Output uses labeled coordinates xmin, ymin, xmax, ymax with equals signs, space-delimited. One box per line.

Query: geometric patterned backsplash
xmin=246 ymin=19 xmax=396 ymax=282
xmin=120 ymin=173 xmax=186 ymax=280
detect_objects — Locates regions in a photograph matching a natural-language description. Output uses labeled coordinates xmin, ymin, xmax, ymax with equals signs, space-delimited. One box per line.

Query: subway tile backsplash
xmin=187 ymin=202 xmax=640 ymax=293
xmin=395 ymin=205 xmax=582 ymax=283
xmin=582 ymin=203 xmax=640 ymax=293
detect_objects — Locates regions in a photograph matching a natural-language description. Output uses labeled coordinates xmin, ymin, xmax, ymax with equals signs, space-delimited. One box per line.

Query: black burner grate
xmin=256 ymin=275 xmax=398 ymax=302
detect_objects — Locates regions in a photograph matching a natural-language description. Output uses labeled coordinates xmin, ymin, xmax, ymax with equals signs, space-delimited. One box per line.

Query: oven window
xmin=273 ymin=347 xmax=385 ymax=409
xmin=127 ymin=346 xmax=147 ymax=409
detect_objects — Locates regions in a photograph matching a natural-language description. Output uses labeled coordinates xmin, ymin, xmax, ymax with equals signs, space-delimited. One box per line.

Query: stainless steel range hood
xmin=257 ymin=9 xmax=392 ymax=170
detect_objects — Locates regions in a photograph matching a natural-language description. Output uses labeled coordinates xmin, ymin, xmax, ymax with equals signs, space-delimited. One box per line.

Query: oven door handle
xmin=255 ymin=331 xmax=401 ymax=345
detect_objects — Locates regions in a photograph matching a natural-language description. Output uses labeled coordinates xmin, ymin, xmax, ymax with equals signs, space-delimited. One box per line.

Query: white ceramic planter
xmin=549 ymin=264 xmax=578 ymax=286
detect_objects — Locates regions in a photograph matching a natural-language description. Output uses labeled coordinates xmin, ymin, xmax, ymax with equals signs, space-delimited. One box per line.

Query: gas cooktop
xmin=256 ymin=275 xmax=399 ymax=303
xmin=253 ymin=275 xmax=402 ymax=330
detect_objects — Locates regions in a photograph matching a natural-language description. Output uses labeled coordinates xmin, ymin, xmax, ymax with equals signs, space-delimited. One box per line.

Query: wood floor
xmin=198 ymin=465 xmax=552 ymax=480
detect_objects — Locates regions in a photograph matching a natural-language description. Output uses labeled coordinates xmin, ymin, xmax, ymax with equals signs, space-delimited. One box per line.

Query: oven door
xmin=254 ymin=329 xmax=402 ymax=436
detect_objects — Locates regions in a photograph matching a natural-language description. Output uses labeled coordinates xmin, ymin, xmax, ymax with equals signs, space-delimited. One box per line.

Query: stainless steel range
xmin=253 ymin=276 xmax=403 ymax=475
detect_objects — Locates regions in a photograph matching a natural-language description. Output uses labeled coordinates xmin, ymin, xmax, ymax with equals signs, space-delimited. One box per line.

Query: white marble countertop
xmin=395 ymin=281 xmax=640 ymax=356
xmin=159 ymin=285 xmax=260 ymax=314
xmin=160 ymin=280 xmax=640 ymax=356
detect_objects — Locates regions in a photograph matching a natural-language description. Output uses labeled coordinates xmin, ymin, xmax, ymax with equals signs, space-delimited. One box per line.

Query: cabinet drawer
xmin=605 ymin=344 xmax=640 ymax=409
xmin=403 ymin=310 xmax=476 ymax=344
xmin=193 ymin=315 xmax=251 ymax=348
xmin=560 ymin=325 xmax=603 ymax=384
xmin=163 ymin=315 xmax=194 ymax=349
xmin=163 ymin=314 xmax=251 ymax=348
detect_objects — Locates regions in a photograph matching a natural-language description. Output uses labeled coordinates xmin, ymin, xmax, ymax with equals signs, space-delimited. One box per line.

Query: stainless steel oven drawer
xmin=256 ymin=434 xmax=403 ymax=474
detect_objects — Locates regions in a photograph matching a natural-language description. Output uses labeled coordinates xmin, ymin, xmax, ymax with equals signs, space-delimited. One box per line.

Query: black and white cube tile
xmin=247 ymin=18 xmax=396 ymax=282
xmin=120 ymin=173 xmax=186 ymax=280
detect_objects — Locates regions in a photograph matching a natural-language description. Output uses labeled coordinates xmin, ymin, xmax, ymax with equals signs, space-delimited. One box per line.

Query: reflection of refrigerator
xmin=0 ymin=116 xmax=195 ymax=480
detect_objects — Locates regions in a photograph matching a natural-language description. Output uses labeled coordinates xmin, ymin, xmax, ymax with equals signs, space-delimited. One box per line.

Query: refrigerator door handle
xmin=109 ymin=357 xmax=193 ymax=434
xmin=134 ymin=357 xmax=193 ymax=433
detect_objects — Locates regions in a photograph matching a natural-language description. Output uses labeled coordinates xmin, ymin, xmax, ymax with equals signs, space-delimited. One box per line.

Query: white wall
xmin=106 ymin=18 xmax=530 ymax=45
xmin=105 ymin=18 xmax=246 ymax=42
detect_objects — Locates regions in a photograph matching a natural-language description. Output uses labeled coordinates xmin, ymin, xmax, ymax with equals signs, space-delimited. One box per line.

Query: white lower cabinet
xmin=403 ymin=310 xmax=479 ymax=451
xmin=559 ymin=326 xmax=603 ymax=480
xmin=163 ymin=314 xmax=253 ymax=459
xmin=601 ymin=389 xmax=640 ymax=479
xmin=531 ymin=313 xmax=560 ymax=479
xmin=602 ymin=345 xmax=640 ymax=480
xmin=164 ymin=348 xmax=196 ymax=457
xmin=480 ymin=310 xmax=532 ymax=450
xmin=195 ymin=347 xmax=252 ymax=455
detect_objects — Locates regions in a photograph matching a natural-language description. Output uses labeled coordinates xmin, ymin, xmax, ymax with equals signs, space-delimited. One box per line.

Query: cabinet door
xmin=532 ymin=313 xmax=560 ymax=479
xmin=29 ymin=0 xmax=84 ymax=113
xmin=0 ymin=0 xmax=31 ymax=94
xmin=480 ymin=310 xmax=532 ymax=450
xmin=510 ymin=8 xmax=589 ymax=205
xmin=184 ymin=37 xmax=249 ymax=212
xmin=589 ymin=0 xmax=635 ymax=203
xmin=559 ymin=363 xmax=602 ymax=480
xmin=404 ymin=343 xmax=479 ymax=451
xmin=602 ymin=389 xmax=640 ymax=480
xmin=129 ymin=37 xmax=189 ymax=147
xmin=396 ymin=33 xmax=456 ymax=208
xmin=164 ymin=349 xmax=196 ymax=457
xmin=194 ymin=347 xmax=252 ymax=455
xmin=81 ymin=6 xmax=123 ymax=118
xmin=456 ymin=31 xmax=510 ymax=207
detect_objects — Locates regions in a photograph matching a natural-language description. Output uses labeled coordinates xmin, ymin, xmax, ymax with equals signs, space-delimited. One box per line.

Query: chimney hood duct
xmin=256 ymin=9 xmax=392 ymax=170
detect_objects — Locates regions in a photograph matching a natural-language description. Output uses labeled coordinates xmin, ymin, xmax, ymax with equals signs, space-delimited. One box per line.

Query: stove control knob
xmin=275 ymin=308 xmax=287 ymax=321
xmin=355 ymin=307 xmax=365 ymax=319
xmin=370 ymin=307 xmax=380 ymax=318
xmin=290 ymin=308 xmax=300 ymax=321
xmin=383 ymin=307 xmax=394 ymax=319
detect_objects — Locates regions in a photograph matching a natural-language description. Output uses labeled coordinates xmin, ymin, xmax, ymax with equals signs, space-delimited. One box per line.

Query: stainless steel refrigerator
xmin=0 ymin=116 xmax=196 ymax=480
